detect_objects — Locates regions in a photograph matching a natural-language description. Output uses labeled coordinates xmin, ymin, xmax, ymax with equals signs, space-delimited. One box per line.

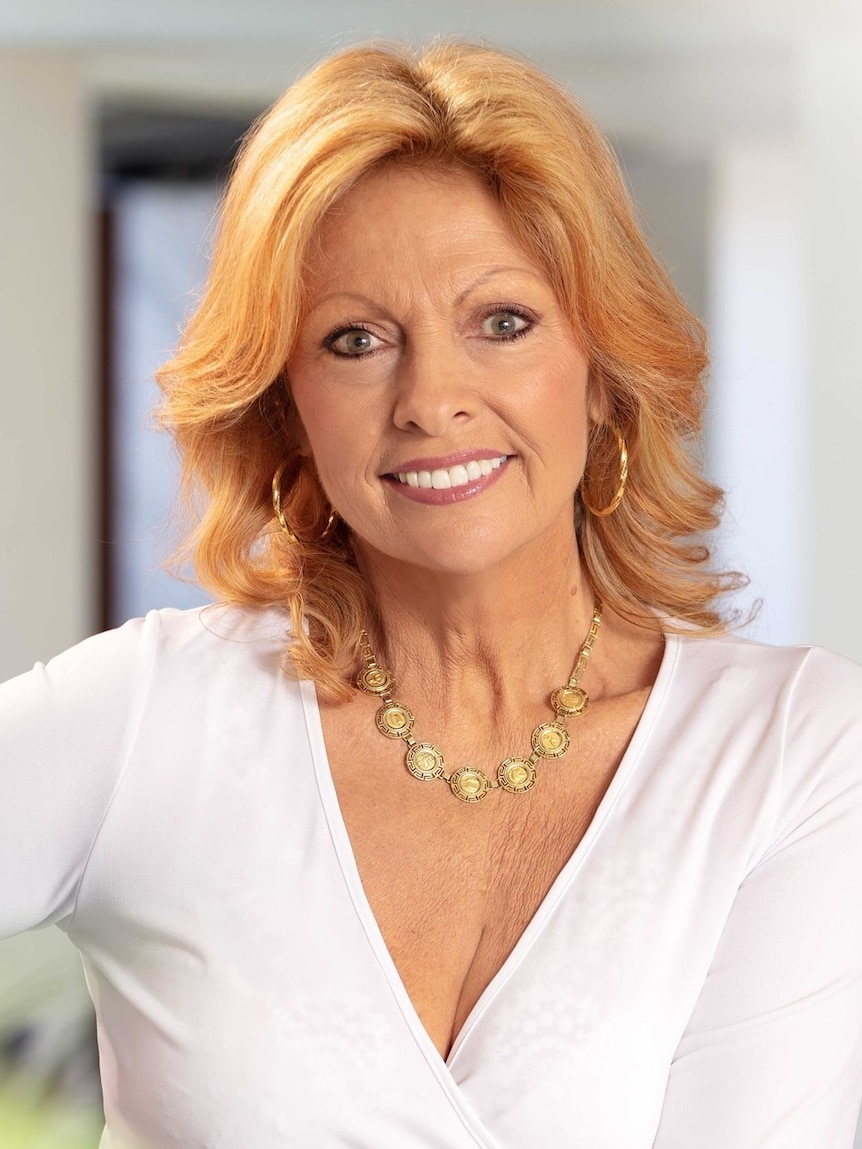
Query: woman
xmin=2 ymin=40 xmax=861 ymax=1149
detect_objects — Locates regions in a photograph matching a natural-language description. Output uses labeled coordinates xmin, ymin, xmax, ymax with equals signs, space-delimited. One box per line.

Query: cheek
xmin=517 ymin=359 xmax=589 ymax=444
xmin=288 ymin=376 xmax=349 ymax=463
xmin=538 ymin=365 xmax=590 ymax=483
xmin=306 ymin=421 xmax=356 ymax=482
xmin=297 ymin=396 xmax=380 ymax=504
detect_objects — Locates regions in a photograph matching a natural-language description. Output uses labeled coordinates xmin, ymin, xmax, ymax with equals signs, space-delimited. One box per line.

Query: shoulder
xmin=74 ymin=601 xmax=291 ymax=665
xmin=139 ymin=602 xmax=292 ymax=661
xmin=670 ymin=628 xmax=862 ymax=716
xmin=668 ymin=630 xmax=862 ymax=752
xmin=1 ymin=603 xmax=295 ymax=721
xmin=668 ymin=630 xmax=861 ymax=818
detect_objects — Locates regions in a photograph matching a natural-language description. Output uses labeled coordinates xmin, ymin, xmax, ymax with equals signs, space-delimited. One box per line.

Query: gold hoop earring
xmin=272 ymin=461 xmax=337 ymax=545
xmin=580 ymin=426 xmax=628 ymax=517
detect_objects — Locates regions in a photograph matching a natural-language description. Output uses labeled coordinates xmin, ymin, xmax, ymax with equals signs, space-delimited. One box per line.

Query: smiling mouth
xmin=390 ymin=455 xmax=508 ymax=490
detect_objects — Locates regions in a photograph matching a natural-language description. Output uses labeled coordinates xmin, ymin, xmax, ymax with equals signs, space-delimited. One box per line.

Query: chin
xmin=360 ymin=524 xmax=537 ymax=581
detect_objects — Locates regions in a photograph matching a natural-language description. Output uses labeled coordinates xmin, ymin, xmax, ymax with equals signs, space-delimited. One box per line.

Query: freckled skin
xmin=286 ymin=165 xmax=594 ymax=581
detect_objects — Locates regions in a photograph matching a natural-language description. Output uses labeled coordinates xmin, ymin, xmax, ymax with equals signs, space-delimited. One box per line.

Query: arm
xmin=0 ymin=616 xmax=155 ymax=939
xmin=653 ymin=649 xmax=862 ymax=1149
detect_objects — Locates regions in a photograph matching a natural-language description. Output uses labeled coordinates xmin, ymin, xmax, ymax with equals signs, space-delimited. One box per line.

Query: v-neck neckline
xmin=299 ymin=631 xmax=679 ymax=1080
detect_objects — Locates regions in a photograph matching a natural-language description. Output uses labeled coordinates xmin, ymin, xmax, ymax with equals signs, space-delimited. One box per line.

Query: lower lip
xmin=383 ymin=459 xmax=510 ymax=505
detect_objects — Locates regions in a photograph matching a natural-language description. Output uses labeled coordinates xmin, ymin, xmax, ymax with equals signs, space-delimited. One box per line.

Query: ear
xmin=586 ymin=367 xmax=610 ymax=427
xmin=277 ymin=375 xmax=313 ymax=458
xmin=293 ymin=418 xmax=313 ymax=459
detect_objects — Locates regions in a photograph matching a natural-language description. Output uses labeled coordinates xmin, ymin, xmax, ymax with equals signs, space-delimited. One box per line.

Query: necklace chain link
xmin=356 ymin=603 xmax=602 ymax=804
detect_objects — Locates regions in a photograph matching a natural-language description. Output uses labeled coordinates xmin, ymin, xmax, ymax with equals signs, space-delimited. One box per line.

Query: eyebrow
xmin=305 ymin=265 xmax=547 ymax=316
xmin=452 ymin=265 xmax=546 ymax=307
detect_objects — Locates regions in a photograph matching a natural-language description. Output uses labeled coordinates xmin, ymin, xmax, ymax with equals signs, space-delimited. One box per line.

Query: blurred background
xmin=1 ymin=0 xmax=861 ymax=1144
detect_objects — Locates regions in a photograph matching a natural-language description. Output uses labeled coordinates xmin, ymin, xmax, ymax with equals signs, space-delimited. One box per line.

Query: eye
xmin=480 ymin=309 xmax=532 ymax=340
xmin=325 ymin=326 xmax=382 ymax=357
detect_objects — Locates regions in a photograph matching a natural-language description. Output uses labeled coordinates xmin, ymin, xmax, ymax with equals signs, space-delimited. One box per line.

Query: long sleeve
xmin=652 ymin=648 xmax=862 ymax=1148
xmin=0 ymin=615 xmax=156 ymax=939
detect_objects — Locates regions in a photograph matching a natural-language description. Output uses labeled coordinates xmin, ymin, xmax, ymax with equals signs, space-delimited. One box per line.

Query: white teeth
xmin=395 ymin=456 xmax=508 ymax=489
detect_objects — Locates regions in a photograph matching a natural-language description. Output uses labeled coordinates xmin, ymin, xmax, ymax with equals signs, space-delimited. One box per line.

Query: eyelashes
xmin=323 ymin=304 xmax=537 ymax=360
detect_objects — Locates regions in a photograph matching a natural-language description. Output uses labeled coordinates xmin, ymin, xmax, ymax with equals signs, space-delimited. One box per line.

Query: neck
xmin=354 ymin=528 xmax=599 ymax=715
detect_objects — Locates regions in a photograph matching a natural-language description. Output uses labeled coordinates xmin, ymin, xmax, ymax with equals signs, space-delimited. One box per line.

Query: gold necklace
xmin=355 ymin=603 xmax=602 ymax=804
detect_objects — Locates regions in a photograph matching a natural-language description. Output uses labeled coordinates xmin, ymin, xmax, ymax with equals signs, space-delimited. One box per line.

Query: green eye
xmin=345 ymin=331 xmax=371 ymax=353
xmin=483 ymin=310 xmax=530 ymax=338
xmin=327 ymin=327 xmax=379 ymax=356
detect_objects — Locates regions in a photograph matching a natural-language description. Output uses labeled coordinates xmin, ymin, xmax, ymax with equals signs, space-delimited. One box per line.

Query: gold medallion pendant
xmin=357 ymin=603 xmax=602 ymax=805
xmin=406 ymin=743 xmax=445 ymax=781
xmin=449 ymin=767 xmax=491 ymax=803
xmin=376 ymin=703 xmax=414 ymax=738
xmin=498 ymin=757 xmax=537 ymax=794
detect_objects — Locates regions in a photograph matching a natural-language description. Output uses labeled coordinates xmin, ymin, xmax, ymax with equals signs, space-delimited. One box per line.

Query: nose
xmin=391 ymin=340 xmax=476 ymax=437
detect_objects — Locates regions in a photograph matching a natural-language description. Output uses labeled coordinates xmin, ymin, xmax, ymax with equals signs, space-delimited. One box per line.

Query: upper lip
xmin=384 ymin=449 xmax=511 ymax=474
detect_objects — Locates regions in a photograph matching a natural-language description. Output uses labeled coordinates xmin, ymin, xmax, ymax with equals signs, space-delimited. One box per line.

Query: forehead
xmin=304 ymin=163 xmax=546 ymax=293
xmin=324 ymin=161 xmax=497 ymax=221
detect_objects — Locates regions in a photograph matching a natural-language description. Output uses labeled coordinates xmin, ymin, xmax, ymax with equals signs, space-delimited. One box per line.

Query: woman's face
xmin=286 ymin=164 xmax=593 ymax=577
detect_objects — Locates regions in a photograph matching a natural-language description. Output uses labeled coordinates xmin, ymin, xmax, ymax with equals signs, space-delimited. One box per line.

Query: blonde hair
xmin=157 ymin=40 xmax=742 ymax=700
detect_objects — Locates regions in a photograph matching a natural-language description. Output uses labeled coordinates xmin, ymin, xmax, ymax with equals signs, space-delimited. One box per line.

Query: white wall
xmin=708 ymin=141 xmax=808 ymax=645
xmin=803 ymin=38 xmax=862 ymax=660
xmin=0 ymin=53 xmax=94 ymax=681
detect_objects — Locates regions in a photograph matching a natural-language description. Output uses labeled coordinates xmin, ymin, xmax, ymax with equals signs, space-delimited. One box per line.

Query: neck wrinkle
xmin=354 ymin=536 xmax=600 ymax=716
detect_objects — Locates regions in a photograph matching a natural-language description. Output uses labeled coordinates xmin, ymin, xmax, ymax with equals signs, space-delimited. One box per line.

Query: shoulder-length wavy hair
xmin=157 ymin=39 xmax=741 ymax=699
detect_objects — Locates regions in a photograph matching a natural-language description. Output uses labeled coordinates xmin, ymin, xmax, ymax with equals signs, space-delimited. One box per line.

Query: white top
xmin=2 ymin=605 xmax=862 ymax=1149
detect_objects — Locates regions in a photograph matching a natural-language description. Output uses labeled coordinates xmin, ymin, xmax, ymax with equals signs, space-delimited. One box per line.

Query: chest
xmin=320 ymin=692 xmax=649 ymax=1056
